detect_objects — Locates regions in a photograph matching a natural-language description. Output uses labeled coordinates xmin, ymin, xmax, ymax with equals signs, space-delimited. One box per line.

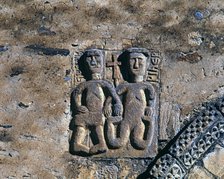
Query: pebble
xmin=194 ymin=11 xmax=204 ymax=20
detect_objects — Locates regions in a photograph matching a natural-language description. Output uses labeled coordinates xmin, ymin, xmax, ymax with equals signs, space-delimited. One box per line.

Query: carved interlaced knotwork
xmin=146 ymin=98 xmax=224 ymax=178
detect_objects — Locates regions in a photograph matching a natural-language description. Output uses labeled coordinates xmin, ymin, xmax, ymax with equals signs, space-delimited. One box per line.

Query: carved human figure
xmin=107 ymin=48 xmax=155 ymax=150
xmin=72 ymin=49 xmax=122 ymax=155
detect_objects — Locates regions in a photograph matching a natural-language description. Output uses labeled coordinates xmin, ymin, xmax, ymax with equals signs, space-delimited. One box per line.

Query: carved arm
xmin=144 ymin=83 xmax=155 ymax=116
xmin=101 ymin=81 xmax=124 ymax=116
xmin=73 ymin=83 xmax=88 ymax=113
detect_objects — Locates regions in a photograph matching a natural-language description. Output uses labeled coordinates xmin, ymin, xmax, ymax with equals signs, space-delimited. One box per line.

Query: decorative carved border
xmin=140 ymin=97 xmax=224 ymax=178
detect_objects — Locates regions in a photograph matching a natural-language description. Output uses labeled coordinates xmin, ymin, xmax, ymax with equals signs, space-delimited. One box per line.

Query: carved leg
xmin=73 ymin=126 xmax=89 ymax=153
xmin=132 ymin=116 xmax=155 ymax=150
xmin=107 ymin=120 xmax=130 ymax=148
xmin=89 ymin=125 xmax=107 ymax=154
xmin=145 ymin=116 xmax=155 ymax=146
xmin=132 ymin=122 xmax=147 ymax=150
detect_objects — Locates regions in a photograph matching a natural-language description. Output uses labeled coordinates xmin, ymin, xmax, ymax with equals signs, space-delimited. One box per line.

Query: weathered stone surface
xmin=159 ymin=102 xmax=181 ymax=140
xmin=1 ymin=0 xmax=224 ymax=178
xmin=203 ymin=145 xmax=224 ymax=177
xmin=188 ymin=166 xmax=215 ymax=179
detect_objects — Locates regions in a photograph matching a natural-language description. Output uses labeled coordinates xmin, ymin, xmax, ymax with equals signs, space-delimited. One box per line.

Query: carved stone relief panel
xmin=70 ymin=48 xmax=161 ymax=158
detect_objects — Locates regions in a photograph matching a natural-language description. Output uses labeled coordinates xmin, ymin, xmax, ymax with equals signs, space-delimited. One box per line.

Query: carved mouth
xmin=132 ymin=70 xmax=141 ymax=73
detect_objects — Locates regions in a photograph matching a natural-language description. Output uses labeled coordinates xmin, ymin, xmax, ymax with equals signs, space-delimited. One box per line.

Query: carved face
xmin=128 ymin=52 xmax=147 ymax=76
xmin=85 ymin=53 xmax=103 ymax=75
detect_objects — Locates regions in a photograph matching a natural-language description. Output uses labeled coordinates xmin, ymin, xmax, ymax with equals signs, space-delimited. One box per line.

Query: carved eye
xmin=138 ymin=57 xmax=143 ymax=61
xmin=96 ymin=58 xmax=101 ymax=64
xmin=138 ymin=58 xmax=144 ymax=64
xmin=86 ymin=56 xmax=92 ymax=61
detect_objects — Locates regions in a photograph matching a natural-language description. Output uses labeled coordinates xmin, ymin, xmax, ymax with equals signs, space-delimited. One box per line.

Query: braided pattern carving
xmin=146 ymin=98 xmax=224 ymax=178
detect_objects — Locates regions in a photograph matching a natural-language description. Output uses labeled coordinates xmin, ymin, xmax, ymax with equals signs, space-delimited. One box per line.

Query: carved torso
xmin=118 ymin=83 xmax=147 ymax=127
xmin=84 ymin=81 xmax=105 ymax=112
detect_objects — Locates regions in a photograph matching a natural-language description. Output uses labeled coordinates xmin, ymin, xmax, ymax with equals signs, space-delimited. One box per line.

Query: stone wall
xmin=1 ymin=0 xmax=224 ymax=178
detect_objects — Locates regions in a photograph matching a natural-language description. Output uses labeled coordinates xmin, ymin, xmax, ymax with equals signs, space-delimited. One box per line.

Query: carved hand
xmin=76 ymin=106 xmax=89 ymax=113
xmin=103 ymin=106 xmax=112 ymax=118
xmin=113 ymin=104 xmax=123 ymax=116
xmin=145 ymin=107 xmax=153 ymax=116
xmin=142 ymin=111 xmax=152 ymax=122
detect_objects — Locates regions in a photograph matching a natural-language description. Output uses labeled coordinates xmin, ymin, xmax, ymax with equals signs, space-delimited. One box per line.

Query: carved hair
xmin=84 ymin=48 xmax=104 ymax=57
xmin=125 ymin=48 xmax=150 ymax=58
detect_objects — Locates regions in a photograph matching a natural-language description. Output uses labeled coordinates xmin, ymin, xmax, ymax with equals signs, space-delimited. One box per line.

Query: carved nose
xmin=90 ymin=57 xmax=97 ymax=65
xmin=134 ymin=59 xmax=139 ymax=69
